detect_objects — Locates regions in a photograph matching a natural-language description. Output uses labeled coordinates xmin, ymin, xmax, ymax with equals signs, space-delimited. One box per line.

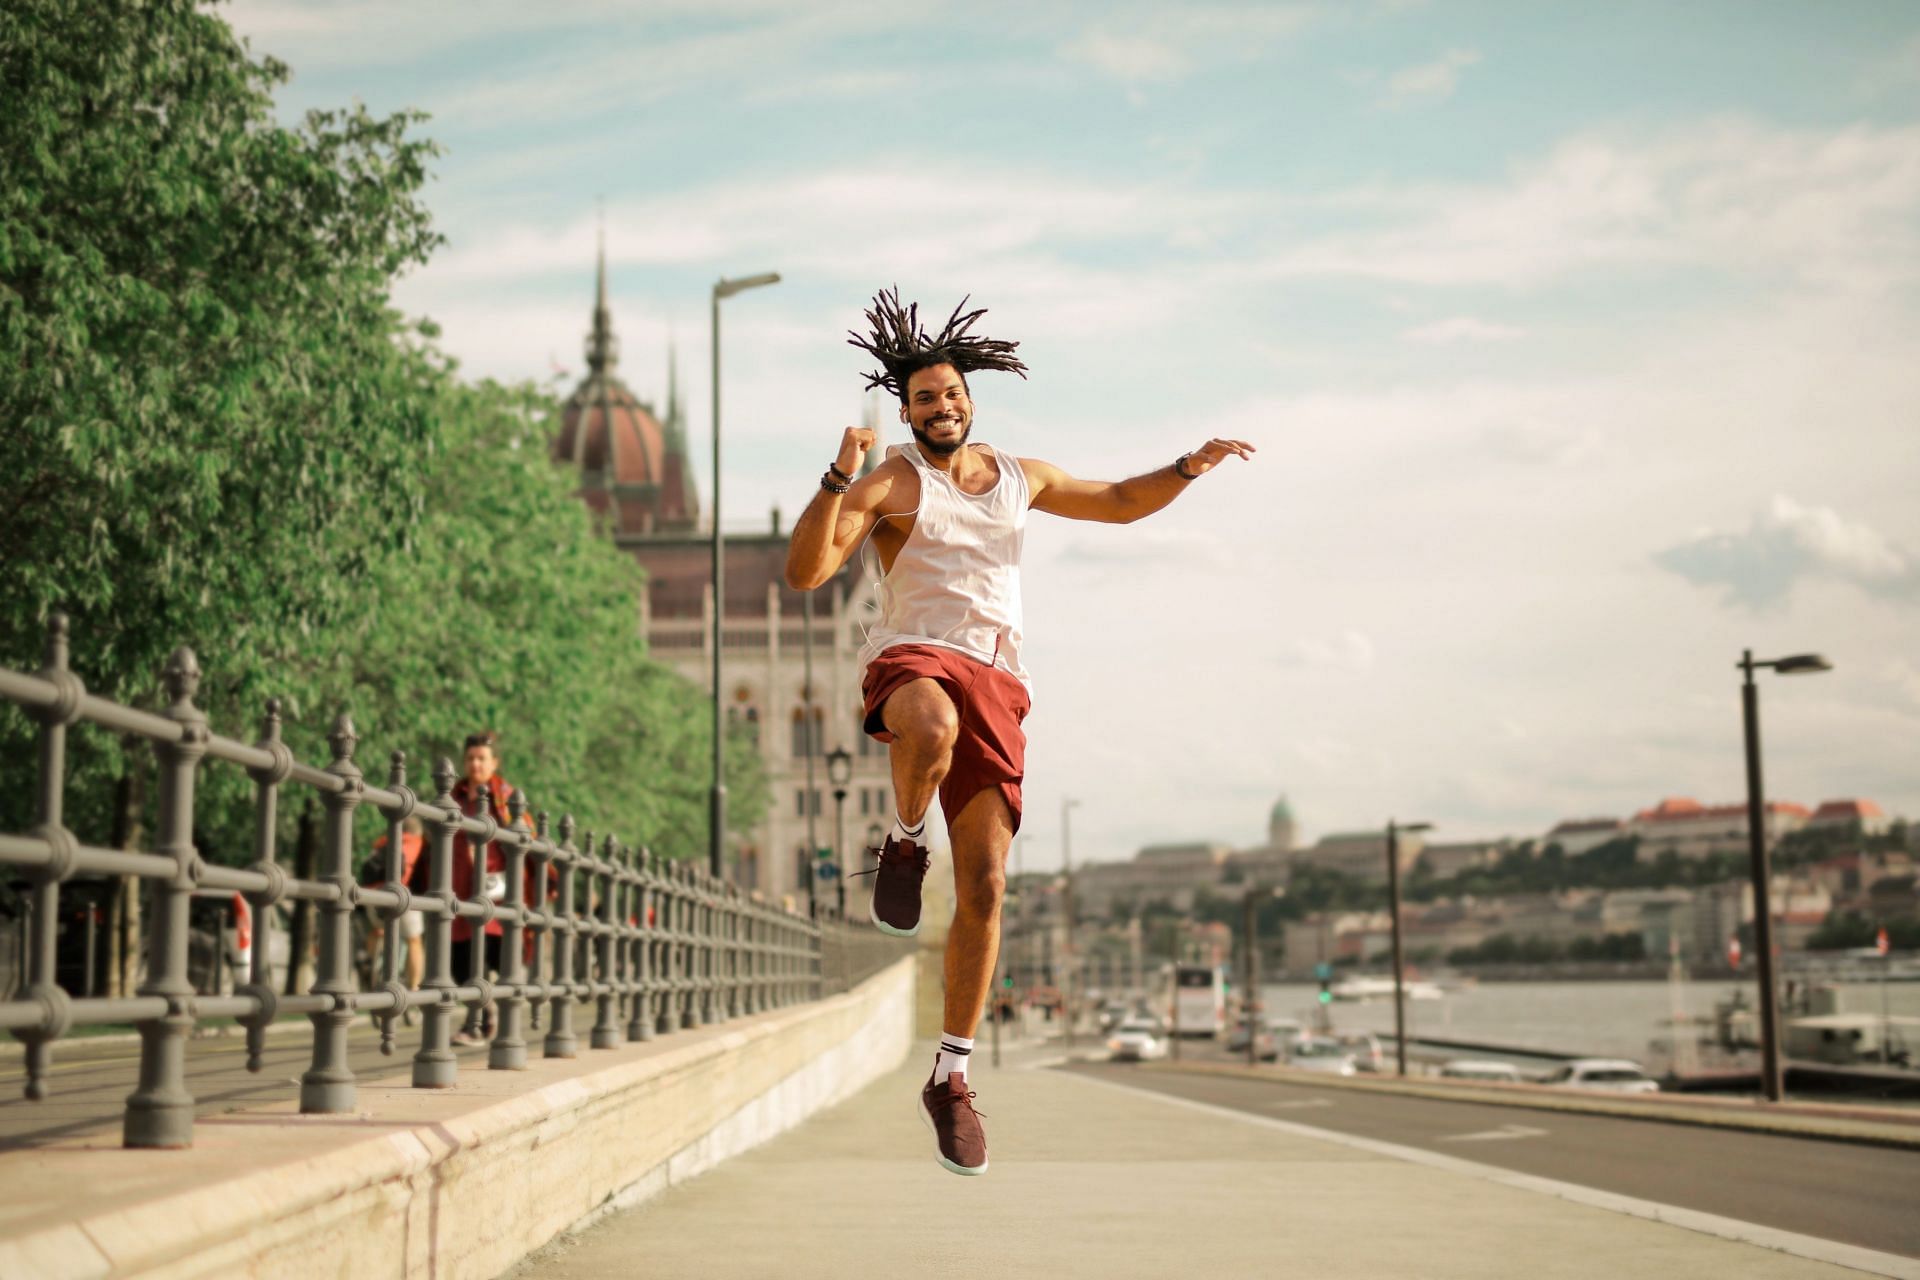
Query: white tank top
xmin=859 ymin=441 xmax=1031 ymax=690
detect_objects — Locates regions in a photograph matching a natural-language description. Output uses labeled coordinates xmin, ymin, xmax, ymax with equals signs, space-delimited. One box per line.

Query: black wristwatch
xmin=1174 ymin=452 xmax=1199 ymax=481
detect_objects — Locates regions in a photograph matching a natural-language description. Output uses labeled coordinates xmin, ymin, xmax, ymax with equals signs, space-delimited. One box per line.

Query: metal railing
xmin=0 ymin=614 xmax=905 ymax=1148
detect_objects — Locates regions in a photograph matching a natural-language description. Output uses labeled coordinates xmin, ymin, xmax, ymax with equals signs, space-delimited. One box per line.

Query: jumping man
xmin=784 ymin=289 xmax=1254 ymax=1176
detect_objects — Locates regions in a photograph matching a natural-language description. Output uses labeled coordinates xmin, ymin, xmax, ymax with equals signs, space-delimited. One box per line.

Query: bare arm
xmin=785 ymin=427 xmax=901 ymax=589
xmin=1025 ymin=437 xmax=1256 ymax=524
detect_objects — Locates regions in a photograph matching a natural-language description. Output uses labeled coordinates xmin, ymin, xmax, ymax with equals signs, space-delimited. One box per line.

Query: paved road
xmin=0 ymin=1021 xmax=495 ymax=1149
xmin=1067 ymin=1061 xmax=1920 ymax=1260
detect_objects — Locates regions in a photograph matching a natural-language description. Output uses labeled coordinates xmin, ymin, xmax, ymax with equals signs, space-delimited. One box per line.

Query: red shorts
xmin=862 ymin=644 xmax=1031 ymax=833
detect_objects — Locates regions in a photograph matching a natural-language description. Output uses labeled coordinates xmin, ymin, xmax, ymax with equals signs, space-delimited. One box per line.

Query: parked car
xmin=1333 ymin=1030 xmax=1384 ymax=1073
xmin=1438 ymin=1059 xmax=1524 ymax=1083
xmin=1538 ymin=1058 xmax=1661 ymax=1094
xmin=1225 ymin=1018 xmax=1281 ymax=1062
xmin=1284 ymin=1035 xmax=1358 ymax=1076
xmin=1107 ymin=1019 xmax=1166 ymax=1063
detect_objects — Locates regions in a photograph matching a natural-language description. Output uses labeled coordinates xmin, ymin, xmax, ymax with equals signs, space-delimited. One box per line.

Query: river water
xmin=1259 ymin=977 xmax=1920 ymax=1067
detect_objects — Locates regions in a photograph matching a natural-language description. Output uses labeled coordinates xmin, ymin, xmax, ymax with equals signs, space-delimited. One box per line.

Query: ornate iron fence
xmin=0 ymin=614 xmax=905 ymax=1148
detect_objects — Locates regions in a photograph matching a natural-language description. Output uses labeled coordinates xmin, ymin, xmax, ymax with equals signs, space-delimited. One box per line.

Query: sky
xmin=221 ymin=0 xmax=1920 ymax=872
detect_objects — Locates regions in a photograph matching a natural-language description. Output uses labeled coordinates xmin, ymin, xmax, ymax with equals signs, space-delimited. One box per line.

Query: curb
xmin=1135 ymin=1059 xmax=1920 ymax=1152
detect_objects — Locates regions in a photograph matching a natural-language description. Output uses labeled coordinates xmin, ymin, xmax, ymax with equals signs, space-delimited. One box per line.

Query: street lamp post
xmin=827 ymin=746 xmax=852 ymax=919
xmin=1386 ymin=819 xmax=1433 ymax=1077
xmin=708 ymin=270 xmax=781 ymax=880
xmin=1243 ymin=886 xmax=1270 ymax=1067
xmin=1740 ymin=648 xmax=1832 ymax=1103
xmin=1061 ymin=797 xmax=1081 ymax=1049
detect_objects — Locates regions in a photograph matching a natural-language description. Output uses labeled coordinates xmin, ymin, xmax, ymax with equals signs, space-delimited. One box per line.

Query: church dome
xmin=550 ymin=237 xmax=698 ymax=535
xmin=1269 ymin=795 xmax=1294 ymax=825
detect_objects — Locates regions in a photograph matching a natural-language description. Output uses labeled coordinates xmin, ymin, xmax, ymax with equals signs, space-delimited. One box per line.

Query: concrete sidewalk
xmin=509 ymin=1040 xmax=1900 ymax=1280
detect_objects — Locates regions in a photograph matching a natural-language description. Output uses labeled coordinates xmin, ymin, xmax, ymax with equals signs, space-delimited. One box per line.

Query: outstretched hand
xmin=1184 ymin=438 xmax=1256 ymax=477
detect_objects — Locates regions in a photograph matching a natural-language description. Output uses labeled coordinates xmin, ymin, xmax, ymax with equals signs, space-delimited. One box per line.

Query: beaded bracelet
xmin=820 ymin=470 xmax=851 ymax=495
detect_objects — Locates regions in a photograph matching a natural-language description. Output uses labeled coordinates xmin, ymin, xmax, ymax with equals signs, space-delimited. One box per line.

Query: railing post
xmin=240 ymin=699 xmax=294 ymax=1073
xmin=124 ymin=647 xmax=208 ymax=1148
xmin=527 ymin=811 xmax=552 ymax=1034
xmin=695 ymin=867 xmax=718 ymax=1028
xmin=18 ymin=613 xmax=84 ymax=1102
xmin=544 ymin=820 xmax=581 ymax=1058
xmin=624 ymin=845 xmax=651 ymax=1041
xmin=413 ymin=759 xmax=461 ymax=1088
xmin=677 ymin=862 xmax=698 ymax=1030
xmin=653 ymin=852 xmax=677 ymax=1037
xmin=490 ymin=789 xmax=531 ymax=1070
xmin=591 ymin=835 xmax=622 ymax=1049
xmin=300 ymin=715 xmax=364 ymax=1113
xmin=460 ymin=784 xmax=499 ymax=1042
xmin=373 ymin=751 xmax=416 ymax=1057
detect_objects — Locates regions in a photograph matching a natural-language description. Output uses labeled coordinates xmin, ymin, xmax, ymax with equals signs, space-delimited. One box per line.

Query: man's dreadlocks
xmin=847 ymin=286 xmax=1029 ymax=402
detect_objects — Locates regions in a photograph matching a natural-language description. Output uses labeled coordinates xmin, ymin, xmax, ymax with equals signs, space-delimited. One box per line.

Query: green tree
xmin=1 ymin=0 xmax=443 ymax=843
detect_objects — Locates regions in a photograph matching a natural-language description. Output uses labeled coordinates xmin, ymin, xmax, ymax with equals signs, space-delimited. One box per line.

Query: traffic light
xmin=1003 ymin=975 xmax=1013 ymax=989
xmin=1318 ymin=979 xmax=1332 ymax=1005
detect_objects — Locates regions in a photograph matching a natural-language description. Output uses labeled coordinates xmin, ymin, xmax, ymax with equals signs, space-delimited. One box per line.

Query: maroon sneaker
xmin=920 ymin=1071 xmax=988 ymax=1175
xmin=863 ymin=835 xmax=929 ymax=937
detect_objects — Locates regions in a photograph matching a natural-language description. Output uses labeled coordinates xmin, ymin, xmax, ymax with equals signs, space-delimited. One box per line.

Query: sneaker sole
xmin=916 ymin=1085 xmax=988 ymax=1176
xmin=868 ymin=894 xmax=921 ymax=938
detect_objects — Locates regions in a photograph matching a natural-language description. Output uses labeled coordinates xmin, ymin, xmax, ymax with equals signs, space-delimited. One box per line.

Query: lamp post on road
xmin=1386 ymin=819 xmax=1432 ymax=1077
xmin=708 ymin=270 xmax=781 ymax=880
xmin=1242 ymin=885 xmax=1272 ymax=1067
xmin=1061 ymin=797 xmax=1081 ymax=1049
xmin=1741 ymin=649 xmax=1832 ymax=1103
xmin=827 ymin=746 xmax=852 ymax=919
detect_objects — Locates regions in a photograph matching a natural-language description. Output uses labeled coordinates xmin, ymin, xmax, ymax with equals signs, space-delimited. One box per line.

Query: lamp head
xmin=826 ymin=745 xmax=852 ymax=786
xmin=1772 ymin=654 xmax=1832 ymax=675
xmin=716 ymin=272 xmax=781 ymax=299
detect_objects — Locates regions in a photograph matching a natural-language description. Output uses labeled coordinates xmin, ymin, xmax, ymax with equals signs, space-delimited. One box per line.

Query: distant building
xmin=1805 ymin=798 xmax=1890 ymax=838
xmin=1629 ymin=796 xmax=1809 ymax=861
xmin=550 ymin=244 xmax=889 ymax=901
xmin=1073 ymin=842 xmax=1234 ymax=917
xmin=1543 ymin=818 xmax=1626 ymax=856
xmin=1289 ymin=829 xmax=1423 ymax=886
xmin=1417 ymin=839 xmax=1509 ymax=879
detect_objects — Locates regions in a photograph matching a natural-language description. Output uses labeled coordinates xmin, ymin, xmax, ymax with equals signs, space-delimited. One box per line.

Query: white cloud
xmin=1885 ymin=660 xmax=1920 ymax=714
xmin=1058 ymin=4 xmax=1314 ymax=87
xmin=1056 ymin=526 xmax=1231 ymax=567
xmin=1280 ymin=631 xmax=1377 ymax=671
xmin=1655 ymin=496 xmax=1920 ymax=610
xmin=1380 ymin=48 xmax=1480 ymax=106
xmin=1258 ymin=120 xmax=1920 ymax=292
xmin=1403 ymin=315 xmax=1524 ymax=344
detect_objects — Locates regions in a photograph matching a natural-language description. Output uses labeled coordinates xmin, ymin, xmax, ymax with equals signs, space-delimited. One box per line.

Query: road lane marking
xmin=1061 ymin=1068 xmax=1920 ymax=1280
xmin=1442 ymin=1123 xmax=1548 ymax=1142
xmin=1262 ymin=1098 xmax=1333 ymax=1110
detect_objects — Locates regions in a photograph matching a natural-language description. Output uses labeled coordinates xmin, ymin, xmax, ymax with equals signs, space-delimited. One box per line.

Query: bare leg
xmin=881 ymin=679 xmax=957 ymax=827
xmin=943 ymin=787 xmax=1013 ymax=1040
xmin=406 ymin=935 xmax=425 ymax=989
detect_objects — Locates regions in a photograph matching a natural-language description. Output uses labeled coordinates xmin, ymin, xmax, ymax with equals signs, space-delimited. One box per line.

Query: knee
xmin=954 ymin=860 xmax=1006 ymax=917
xmin=893 ymin=699 xmax=958 ymax=755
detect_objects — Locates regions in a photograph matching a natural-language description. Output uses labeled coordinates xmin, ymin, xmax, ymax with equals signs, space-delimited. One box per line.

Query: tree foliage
xmin=0 ymin=2 xmax=762 ymax=870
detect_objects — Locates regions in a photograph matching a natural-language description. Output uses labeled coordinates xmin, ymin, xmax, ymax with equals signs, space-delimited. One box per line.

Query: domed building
xmin=549 ymin=245 xmax=699 ymax=535
xmin=550 ymin=241 xmax=887 ymax=904
xmin=1268 ymin=794 xmax=1297 ymax=854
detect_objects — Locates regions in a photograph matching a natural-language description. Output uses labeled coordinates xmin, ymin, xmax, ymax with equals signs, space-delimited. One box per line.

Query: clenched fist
xmin=835 ymin=426 xmax=877 ymax=478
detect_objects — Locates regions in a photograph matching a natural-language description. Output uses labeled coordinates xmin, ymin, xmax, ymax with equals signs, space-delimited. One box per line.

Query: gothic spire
xmin=586 ymin=211 xmax=618 ymax=373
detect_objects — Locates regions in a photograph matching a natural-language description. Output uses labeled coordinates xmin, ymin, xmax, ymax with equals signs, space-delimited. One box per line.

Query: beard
xmin=911 ymin=413 xmax=970 ymax=458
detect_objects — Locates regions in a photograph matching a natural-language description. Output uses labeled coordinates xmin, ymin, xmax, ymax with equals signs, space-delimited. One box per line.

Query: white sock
xmin=934 ymin=1033 xmax=974 ymax=1082
xmin=890 ymin=810 xmax=927 ymax=846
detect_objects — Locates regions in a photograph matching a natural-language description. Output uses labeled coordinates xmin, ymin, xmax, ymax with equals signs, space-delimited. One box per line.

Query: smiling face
xmin=900 ymin=363 xmax=973 ymax=458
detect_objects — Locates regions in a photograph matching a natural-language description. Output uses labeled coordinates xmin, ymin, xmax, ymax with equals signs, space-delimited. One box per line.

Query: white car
xmin=1538 ymin=1058 xmax=1661 ymax=1094
xmin=1107 ymin=1020 xmax=1166 ymax=1063
xmin=1285 ymin=1035 xmax=1358 ymax=1076
xmin=1438 ymin=1059 xmax=1524 ymax=1083
xmin=1333 ymin=1030 xmax=1384 ymax=1073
